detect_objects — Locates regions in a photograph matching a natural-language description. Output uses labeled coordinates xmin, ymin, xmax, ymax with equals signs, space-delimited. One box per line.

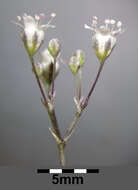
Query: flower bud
xmin=69 ymin=56 xmax=80 ymax=75
xmin=48 ymin=38 xmax=61 ymax=58
xmin=74 ymin=49 xmax=85 ymax=67
xmin=36 ymin=49 xmax=59 ymax=87
xmin=69 ymin=50 xmax=85 ymax=75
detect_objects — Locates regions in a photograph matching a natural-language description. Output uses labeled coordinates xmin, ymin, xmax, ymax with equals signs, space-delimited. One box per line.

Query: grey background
xmin=0 ymin=0 xmax=138 ymax=167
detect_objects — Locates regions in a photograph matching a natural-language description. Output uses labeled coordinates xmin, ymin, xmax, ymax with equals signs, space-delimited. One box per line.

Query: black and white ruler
xmin=37 ymin=169 xmax=99 ymax=174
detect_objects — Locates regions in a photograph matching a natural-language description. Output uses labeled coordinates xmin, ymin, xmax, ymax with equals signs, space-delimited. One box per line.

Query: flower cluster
xmin=13 ymin=13 xmax=124 ymax=166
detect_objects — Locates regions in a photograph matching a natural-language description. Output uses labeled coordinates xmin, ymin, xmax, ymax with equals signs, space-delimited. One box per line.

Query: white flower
xmin=84 ymin=16 xmax=124 ymax=62
xmin=36 ymin=49 xmax=59 ymax=88
xmin=13 ymin=13 xmax=56 ymax=56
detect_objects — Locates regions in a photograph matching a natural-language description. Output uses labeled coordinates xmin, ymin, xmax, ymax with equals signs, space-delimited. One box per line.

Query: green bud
xmin=74 ymin=49 xmax=85 ymax=67
xmin=69 ymin=56 xmax=80 ymax=75
xmin=69 ymin=49 xmax=85 ymax=75
xmin=48 ymin=38 xmax=61 ymax=58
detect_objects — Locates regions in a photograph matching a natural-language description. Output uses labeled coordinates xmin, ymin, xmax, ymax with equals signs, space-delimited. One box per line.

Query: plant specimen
xmin=13 ymin=13 xmax=124 ymax=166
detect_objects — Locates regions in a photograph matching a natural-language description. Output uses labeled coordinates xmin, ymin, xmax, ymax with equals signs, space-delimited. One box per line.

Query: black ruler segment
xmin=37 ymin=169 xmax=49 ymax=173
xmin=62 ymin=169 xmax=74 ymax=173
xmin=87 ymin=169 xmax=99 ymax=173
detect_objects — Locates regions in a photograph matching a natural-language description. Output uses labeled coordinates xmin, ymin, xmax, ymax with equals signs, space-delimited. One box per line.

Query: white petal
xmin=11 ymin=20 xmax=24 ymax=28
xmin=51 ymin=13 xmax=56 ymax=17
xmin=23 ymin=15 xmax=36 ymax=27
xmin=84 ymin=24 xmax=93 ymax=30
xmin=117 ymin=21 xmax=122 ymax=28
xmin=36 ymin=30 xmax=44 ymax=48
xmin=110 ymin=19 xmax=116 ymax=25
xmin=17 ymin=16 xmax=21 ymax=21
xmin=39 ymin=49 xmax=54 ymax=64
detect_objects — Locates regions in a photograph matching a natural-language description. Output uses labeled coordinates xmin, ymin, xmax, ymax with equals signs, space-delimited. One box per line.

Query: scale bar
xmin=37 ymin=168 xmax=99 ymax=174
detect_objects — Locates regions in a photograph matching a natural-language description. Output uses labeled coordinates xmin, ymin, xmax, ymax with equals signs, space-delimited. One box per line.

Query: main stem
xmin=47 ymin=108 xmax=62 ymax=140
xmin=58 ymin=142 xmax=66 ymax=166
xmin=48 ymin=108 xmax=65 ymax=166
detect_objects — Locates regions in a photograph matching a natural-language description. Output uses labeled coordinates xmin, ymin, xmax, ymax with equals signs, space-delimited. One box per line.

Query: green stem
xmin=58 ymin=141 xmax=66 ymax=167
xmin=51 ymin=58 xmax=56 ymax=97
xmin=64 ymin=112 xmax=81 ymax=142
xmin=29 ymin=55 xmax=63 ymax=165
xmin=64 ymin=63 xmax=104 ymax=142
xmin=29 ymin=55 xmax=48 ymax=107
xmin=78 ymin=69 xmax=82 ymax=100
xmin=47 ymin=108 xmax=62 ymax=141
xmin=83 ymin=62 xmax=104 ymax=109
xmin=74 ymin=69 xmax=82 ymax=101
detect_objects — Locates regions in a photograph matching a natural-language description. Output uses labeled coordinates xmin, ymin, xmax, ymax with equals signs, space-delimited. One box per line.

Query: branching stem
xmin=29 ymin=54 xmax=104 ymax=166
xmin=64 ymin=62 xmax=104 ymax=142
xmin=29 ymin=55 xmax=64 ymax=165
